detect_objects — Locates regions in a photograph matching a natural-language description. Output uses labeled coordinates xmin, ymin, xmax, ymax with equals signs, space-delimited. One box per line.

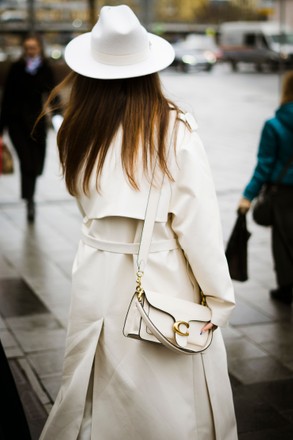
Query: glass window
xmin=244 ymin=33 xmax=256 ymax=47
xmin=271 ymin=33 xmax=293 ymax=45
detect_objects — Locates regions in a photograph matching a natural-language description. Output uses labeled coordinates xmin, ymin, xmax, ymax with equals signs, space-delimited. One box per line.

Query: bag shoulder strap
xmin=136 ymin=111 xmax=197 ymax=271
xmin=136 ymin=166 xmax=164 ymax=271
xmin=136 ymin=114 xmax=207 ymax=306
xmin=136 ymin=111 xmax=189 ymax=271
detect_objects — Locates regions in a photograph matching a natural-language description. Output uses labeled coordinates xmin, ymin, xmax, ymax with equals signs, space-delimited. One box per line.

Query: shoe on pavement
xmin=26 ymin=200 xmax=35 ymax=223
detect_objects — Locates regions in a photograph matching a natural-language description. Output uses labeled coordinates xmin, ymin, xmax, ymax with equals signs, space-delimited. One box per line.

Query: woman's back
xmin=39 ymin=6 xmax=238 ymax=439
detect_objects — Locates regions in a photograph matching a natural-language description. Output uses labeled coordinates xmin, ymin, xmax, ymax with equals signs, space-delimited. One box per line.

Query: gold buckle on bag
xmin=173 ymin=321 xmax=190 ymax=337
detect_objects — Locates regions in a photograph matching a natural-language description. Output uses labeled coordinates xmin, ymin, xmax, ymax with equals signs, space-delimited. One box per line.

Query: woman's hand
xmin=200 ymin=322 xmax=217 ymax=334
xmin=238 ymin=197 xmax=251 ymax=214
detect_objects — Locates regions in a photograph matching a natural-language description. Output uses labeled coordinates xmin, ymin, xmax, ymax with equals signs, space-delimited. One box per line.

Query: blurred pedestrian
xmin=0 ymin=33 xmax=58 ymax=222
xmin=39 ymin=5 xmax=237 ymax=440
xmin=238 ymin=71 xmax=293 ymax=305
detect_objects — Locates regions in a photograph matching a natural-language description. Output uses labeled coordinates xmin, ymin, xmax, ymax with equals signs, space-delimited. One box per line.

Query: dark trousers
xmin=272 ymin=186 xmax=293 ymax=287
xmin=8 ymin=124 xmax=46 ymax=201
xmin=21 ymin=172 xmax=37 ymax=201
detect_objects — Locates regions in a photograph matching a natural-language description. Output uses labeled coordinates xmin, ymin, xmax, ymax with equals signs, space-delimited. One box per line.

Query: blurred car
xmin=171 ymin=34 xmax=221 ymax=72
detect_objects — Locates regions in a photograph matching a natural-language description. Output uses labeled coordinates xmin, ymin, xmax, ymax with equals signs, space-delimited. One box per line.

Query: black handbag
xmin=252 ymin=184 xmax=276 ymax=226
xmin=252 ymin=154 xmax=293 ymax=227
xmin=225 ymin=211 xmax=251 ymax=282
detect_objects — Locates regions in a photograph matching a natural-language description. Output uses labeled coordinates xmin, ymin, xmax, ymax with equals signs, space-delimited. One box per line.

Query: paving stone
xmin=235 ymin=288 xmax=291 ymax=321
xmin=21 ymin=390 xmax=47 ymax=440
xmin=44 ymin=403 xmax=53 ymax=415
xmin=229 ymin=356 xmax=293 ymax=384
xmin=0 ymin=255 xmax=18 ymax=278
xmin=4 ymin=345 xmax=24 ymax=358
xmin=260 ymin=341 xmax=293 ymax=364
xmin=225 ymin=338 xmax=268 ymax=362
xmin=239 ymin=427 xmax=293 ymax=440
xmin=41 ymin=374 xmax=62 ymax=402
xmin=221 ymin=325 xmax=243 ymax=341
xmin=28 ymin=348 xmax=65 ymax=378
xmin=0 ymin=278 xmax=48 ymax=317
xmin=229 ymin=298 xmax=273 ymax=326
xmin=17 ymin=357 xmax=51 ymax=405
xmin=11 ymin=326 xmax=66 ymax=353
xmin=232 ymin=382 xmax=293 ymax=435
xmin=49 ymin=249 xmax=75 ymax=278
xmin=0 ymin=314 xmax=6 ymax=329
xmin=237 ymin=322 xmax=293 ymax=346
xmin=0 ymin=328 xmax=19 ymax=348
xmin=248 ymin=379 xmax=293 ymax=413
xmin=6 ymin=313 xmax=62 ymax=331
xmin=284 ymin=360 xmax=293 ymax=372
xmin=282 ymin=409 xmax=293 ymax=424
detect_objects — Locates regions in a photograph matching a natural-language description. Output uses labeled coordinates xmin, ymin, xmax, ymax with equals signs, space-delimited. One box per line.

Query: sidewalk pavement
xmin=0 ymin=69 xmax=292 ymax=440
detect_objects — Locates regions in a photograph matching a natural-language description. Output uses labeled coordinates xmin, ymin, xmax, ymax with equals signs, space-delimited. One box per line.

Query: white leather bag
xmin=123 ymin=126 xmax=213 ymax=354
xmin=123 ymin=279 xmax=213 ymax=354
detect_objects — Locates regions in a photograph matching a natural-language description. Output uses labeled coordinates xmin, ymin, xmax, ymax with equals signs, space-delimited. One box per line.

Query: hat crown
xmin=91 ymin=5 xmax=149 ymax=59
xmin=64 ymin=4 xmax=174 ymax=79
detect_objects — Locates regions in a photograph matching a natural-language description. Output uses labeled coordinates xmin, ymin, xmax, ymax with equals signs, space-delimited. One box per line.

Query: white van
xmin=218 ymin=21 xmax=293 ymax=71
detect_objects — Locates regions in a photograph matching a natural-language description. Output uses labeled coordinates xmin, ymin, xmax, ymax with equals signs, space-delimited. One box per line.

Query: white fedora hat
xmin=64 ymin=4 xmax=175 ymax=79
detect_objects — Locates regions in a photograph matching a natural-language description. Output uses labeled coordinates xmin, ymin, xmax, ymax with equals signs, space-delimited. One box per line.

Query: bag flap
xmin=144 ymin=290 xmax=211 ymax=323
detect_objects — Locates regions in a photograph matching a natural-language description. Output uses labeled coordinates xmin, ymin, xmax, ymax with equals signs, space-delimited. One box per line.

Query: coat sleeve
xmin=243 ymin=119 xmax=278 ymax=201
xmin=43 ymin=61 xmax=62 ymax=116
xmin=169 ymin=127 xmax=235 ymax=327
xmin=0 ymin=63 xmax=18 ymax=134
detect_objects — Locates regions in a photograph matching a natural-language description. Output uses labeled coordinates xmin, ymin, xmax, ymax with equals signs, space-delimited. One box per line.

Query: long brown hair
xmin=281 ymin=70 xmax=293 ymax=105
xmin=42 ymin=72 xmax=179 ymax=196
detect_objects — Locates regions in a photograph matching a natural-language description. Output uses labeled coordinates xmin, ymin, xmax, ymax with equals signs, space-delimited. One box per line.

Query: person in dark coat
xmin=0 ymin=34 xmax=58 ymax=222
xmin=238 ymin=70 xmax=293 ymax=305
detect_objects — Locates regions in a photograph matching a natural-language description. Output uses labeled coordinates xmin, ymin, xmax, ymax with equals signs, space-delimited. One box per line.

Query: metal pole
xmin=88 ymin=0 xmax=96 ymax=28
xmin=279 ymin=0 xmax=286 ymax=94
xmin=28 ymin=0 xmax=35 ymax=32
xmin=141 ymin=0 xmax=154 ymax=30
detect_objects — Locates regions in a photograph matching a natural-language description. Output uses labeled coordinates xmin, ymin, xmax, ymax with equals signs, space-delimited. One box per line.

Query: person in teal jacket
xmin=239 ymin=70 xmax=293 ymax=305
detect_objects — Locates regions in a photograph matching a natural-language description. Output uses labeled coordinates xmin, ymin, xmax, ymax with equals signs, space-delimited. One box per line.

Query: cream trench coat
xmin=40 ymin=112 xmax=238 ymax=440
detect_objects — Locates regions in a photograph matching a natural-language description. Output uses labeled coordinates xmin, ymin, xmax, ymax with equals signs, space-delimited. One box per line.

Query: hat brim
xmin=64 ymin=32 xmax=175 ymax=79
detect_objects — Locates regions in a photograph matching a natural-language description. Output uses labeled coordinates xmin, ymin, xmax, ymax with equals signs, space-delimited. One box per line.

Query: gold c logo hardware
xmin=173 ymin=321 xmax=190 ymax=337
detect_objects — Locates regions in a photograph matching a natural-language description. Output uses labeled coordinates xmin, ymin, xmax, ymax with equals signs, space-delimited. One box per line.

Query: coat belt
xmin=81 ymin=232 xmax=179 ymax=255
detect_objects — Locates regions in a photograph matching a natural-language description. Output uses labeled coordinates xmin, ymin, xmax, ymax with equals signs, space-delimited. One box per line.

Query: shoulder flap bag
xmin=123 ymin=281 xmax=213 ymax=354
xmin=123 ymin=118 xmax=213 ymax=355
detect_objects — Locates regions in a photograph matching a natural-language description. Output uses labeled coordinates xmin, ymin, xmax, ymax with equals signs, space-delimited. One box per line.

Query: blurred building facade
xmin=272 ymin=0 xmax=293 ymax=27
xmin=0 ymin=1 xmax=292 ymax=31
xmin=0 ymin=0 xmax=292 ymax=60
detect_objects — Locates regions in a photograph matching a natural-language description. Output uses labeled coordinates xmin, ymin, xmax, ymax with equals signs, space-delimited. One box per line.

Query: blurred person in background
xmin=238 ymin=71 xmax=293 ymax=305
xmin=0 ymin=33 xmax=58 ymax=222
